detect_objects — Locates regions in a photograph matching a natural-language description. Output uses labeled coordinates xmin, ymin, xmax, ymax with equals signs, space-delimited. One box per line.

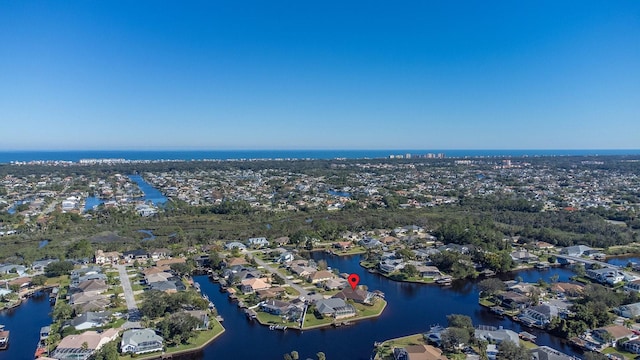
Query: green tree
xmin=496 ymin=340 xmax=529 ymax=360
xmin=45 ymin=261 xmax=74 ymax=277
xmin=441 ymin=327 xmax=470 ymax=352
xmin=93 ymin=340 xmax=119 ymax=360
xmin=53 ymin=302 xmax=73 ymax=321
xmin=478 ymin=278 xmax=505 ymax=296
xmin=402 ymin=264 xmax=418 ymax=278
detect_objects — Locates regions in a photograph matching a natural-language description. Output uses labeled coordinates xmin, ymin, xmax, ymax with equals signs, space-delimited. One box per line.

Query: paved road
xmin=555 ymin=254 xmax=621 ymax=269
xmin=116 ymin=264 xmax=141 ymax=328
xmin=248 ymin=251 xmax=310 ymax=297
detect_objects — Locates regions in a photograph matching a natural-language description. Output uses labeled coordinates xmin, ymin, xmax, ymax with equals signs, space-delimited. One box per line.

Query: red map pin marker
xmin=347 ymin=274 xmax=360 ymax=290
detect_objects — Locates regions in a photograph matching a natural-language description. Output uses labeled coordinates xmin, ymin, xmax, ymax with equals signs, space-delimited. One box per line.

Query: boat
xmin=0 ymin=327 xmax=9 ymax=350
xmin=435 ymin=276 xmax=453 ymax=286
xmin=34 ymin=325 xmax=51 ymax=357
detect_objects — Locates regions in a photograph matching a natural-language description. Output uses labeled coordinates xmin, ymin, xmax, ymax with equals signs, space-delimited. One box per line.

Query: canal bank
xmin=0 ymin=292 xmax=52 ymax=360
xmin=193 ymin=253 xmax=583 ymax=359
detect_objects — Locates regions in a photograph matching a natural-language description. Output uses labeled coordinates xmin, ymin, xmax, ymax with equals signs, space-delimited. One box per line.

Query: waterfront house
xmin=277 ymin=252 xmax=294 ymax=264
xmin=121 ymin=328 xmax=164 ymax=355
xmin=474 ymin=326 xmax=519 ymax=344
xmin=308 ymin=270 xmax=336 ymax=284
xmin=392 ymin=344 xmax=448 ymax=360
xmin=586 ymin=268 xmax=624 ymax=285
xmin=623 ymin=339 xmax=640 ymax=354
xmin=314 ymin=298 xmax=356 ymax=319
xmin=360 ymin=237 xmax=383 ymax=249
xmin=379 ymin=259 xmax=405 ymax=274
xmin=0 ymin=264 xmax=27 ymax=276
xmin=560 ymin=245 xmax=592 ymax=257
xmin=416 ymin=265 xmax=442 ymax=278
xmin=260 ymin=299 xmax=293 ymax=315
xmin=324 ymin=278 xmax=348 ymax=290
xmin=240 ymin=278 xmax=270 ymax=294
xmin=149 ymin=280 xmax=186 ymax=293
xmin=333 ymin=287 xmax=374 ymax=304
xmin=510 ymin=250 xmax=539 ymax=264
xmin=625 ymin=279 xmax=640 ymax=293
xmin=550 ymin=282 xmax=584 ymax=297
xmin=185 ymin=310 xmax=210 ymax=330
xmin=32 ymin=258 xmax=59 ymax=272
xmin=518 ymin=304 xmax=559 ymax=327
xmin=615 ymin=302 xmax=640 ymax=318
xmin=496 ymin=292 xmax=531 ymax=310
xmin=530 ymin=346 xmax=576 ymax=360
xmin=592 ymin=325 xmax=637 ymax=347
xmin=52 ymin=328 xmax=119 ymax=360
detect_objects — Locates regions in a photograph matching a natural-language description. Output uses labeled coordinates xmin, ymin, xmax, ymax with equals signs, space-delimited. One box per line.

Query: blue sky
xmin=1 ymin=1 xmax=639 ymax=150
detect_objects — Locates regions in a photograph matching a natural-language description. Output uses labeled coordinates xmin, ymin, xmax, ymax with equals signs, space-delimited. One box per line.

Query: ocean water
xmin=1 ymin=149 xmax=639 ymax=163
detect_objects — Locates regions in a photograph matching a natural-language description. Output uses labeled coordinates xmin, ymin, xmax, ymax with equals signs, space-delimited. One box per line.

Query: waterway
xmin=7 ymin=254 xmax=633 ymax=359
xmin=0 ymin=292 xmax=52 ymax=360
xmin=194 ymin=254 xmax=581 ymax=359
xmin=83 ymin=175 xmax=167 ymax=211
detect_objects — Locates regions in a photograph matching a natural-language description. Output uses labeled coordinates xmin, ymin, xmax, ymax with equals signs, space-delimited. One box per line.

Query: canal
xmin=7 ymin=253 xmax=625 ymax=359
xmin=0 ymin=292 xmax=52 ymax=360
xmin=194 ymin=253 xmax=581 ymax=359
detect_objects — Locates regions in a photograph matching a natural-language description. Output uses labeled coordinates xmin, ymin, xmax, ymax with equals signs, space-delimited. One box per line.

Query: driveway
xmin=116 ymin=264 xmax=141 ymax=328
xmin=248 ymin=251 xmax=309 ymax=297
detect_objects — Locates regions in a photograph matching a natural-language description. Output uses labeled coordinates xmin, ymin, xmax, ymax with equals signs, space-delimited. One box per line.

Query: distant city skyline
xmin=1 ymin=1 xmax=639 ymax=150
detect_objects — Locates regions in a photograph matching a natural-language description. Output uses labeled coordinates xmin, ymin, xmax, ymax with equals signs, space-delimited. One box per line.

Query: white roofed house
xmin=518 ymin=304 xmax=559 ymax=327
xmin=307 ymin=270 xmax=336 ymax=284
xmin=52 ymin=328 xmax=119 ymax=360
xmin=247 ymin=237 xmax=269 ymax=248
xmin=615 ymin=302 xmax=640 ymax=319
xmin=121 ymin=328 xmax=164 ymax=355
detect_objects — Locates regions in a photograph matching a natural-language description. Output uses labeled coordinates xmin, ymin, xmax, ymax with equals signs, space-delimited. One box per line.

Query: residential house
xmin=290 ymin=265 xmax=316 ymax=277
xmin=497 ymin=292 xmax=531 ymax=310
xmin=69 ymin=311 xmax=112 ymax=330
xmin=121 ymin=328 xmax=164 ymax=355
xmin=615 ymin=302 xmax=640 ymax=318
xmin=379 ymin=259 xmax=405 ymax=274
xmin=518 ymin=304 xmax=559 ymax=327
xmin=277 ymin=252 xmax=294 ymax=264
xmin=592 ymin=325 xmax=637 ymax=347
xmin=416 ymin=265 xmax=442 ymax=278
xmin=626 ymin=280 xmax=640 ymax=293
xmin=122 ymin=249 xmax=149 ymax=262
xmin=225 ymin=242 xmax=247 ymax=252
xmin=240 ymin=278 xmax=270 ymax=294
xmin=392 ymin=344 xmax=448 ymax=360
xmin=32 ymin=258 xmax=59 ymax=272
xmin=155 ymin=258 xmax=186 ymax=267
xmin=94 ymin=250 xmax=121 ymax=265
xmin=333 ymin=287 xmax=374 ymax=304
xmin=72 ymin=279 xmax=108 ymax=295
xmin=510 ymin=250 xmax=539 ymax=264
xmin=623 ymin=339 xmax=640 ymax=354
xmin=149 ymin=280 xmax=186 ymax=293
xmin=0 ymin=264 xmax=27 ymax=276
xmin=185 ymin=310 xmax=210 ymax=330
xmin=261 ymin=299 xmax=294 ymax=315
xmin=314 ymin=298 xmax=356 ymax=319
xmin=586 ymin=268 xmax=624 ymax=285
xmin=530 ymin=346 xmax=576 ymax=360
xmin=247 ymin=237 xmax=269 ymax=248
xmin=324 ymin=278 xmax=348 ymax=290
xmin=550 ymin=283 xmax=584 ymax=297
xmin=52 ymin=328 xmax=119 ymax=360
xmin=360 ymin=237 xmax=383 ymax=249
xmin=149 ymin=248 xmax=171 ymax=260
xmin=474 ymin=326 xmax=519 ymax=344
xmin=561 ymin=245 xmax=592 ymax=257
xmin=308 ymin=270 xmax=336 ymax=284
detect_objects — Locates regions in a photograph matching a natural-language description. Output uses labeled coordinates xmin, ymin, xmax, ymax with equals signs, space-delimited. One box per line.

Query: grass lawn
xmin=45 ymin=275 xmax=69 ymax=287
xmin=256 ymin=312 xmax=299 ymax=328
xmin=520 ymin=340 xmax=538 ymax=349
xmin=374 ymin=334 xmax=425 ymax=360
xmin=354 ymin=299 xmax=386 ymax=317
xmin=284 ymin=286 xmax=300 ymax=296
xmin=302 ymin=314 xmax=334 ymax=329
xmin=479 ymin=297 xmax=497 ymax=307
xmin=602 ymin=347 xmax=635 ymax=359
xmin=332 ymin=246 xmax=367 ymax=255
xmin=119 ymin=320 xmax=225 ymax=360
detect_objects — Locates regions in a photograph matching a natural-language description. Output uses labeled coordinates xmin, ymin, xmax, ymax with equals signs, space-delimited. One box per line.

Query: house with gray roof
xmin=531 ymin=346 xmax=577 ymax=360
xmin=121 ymin=328 xmax=164 ymax=355
xmin=68 ymin=311 xmax=112 ymax=330
xmin=314 ymin=298 xmax=356 ymax=319
xmin=518 ymin=304 xmax=559 ymax=327
xmin=474 ymin=326 xmax=519 ymax=344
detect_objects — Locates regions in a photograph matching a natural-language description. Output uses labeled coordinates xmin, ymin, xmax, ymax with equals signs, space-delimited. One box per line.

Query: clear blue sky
xmin=1 ymin=1 xmax=639 ymax=150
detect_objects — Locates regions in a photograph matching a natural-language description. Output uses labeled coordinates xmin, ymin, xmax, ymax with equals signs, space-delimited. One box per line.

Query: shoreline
xmin=122 ymin=322 xmax=226 ymax=360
